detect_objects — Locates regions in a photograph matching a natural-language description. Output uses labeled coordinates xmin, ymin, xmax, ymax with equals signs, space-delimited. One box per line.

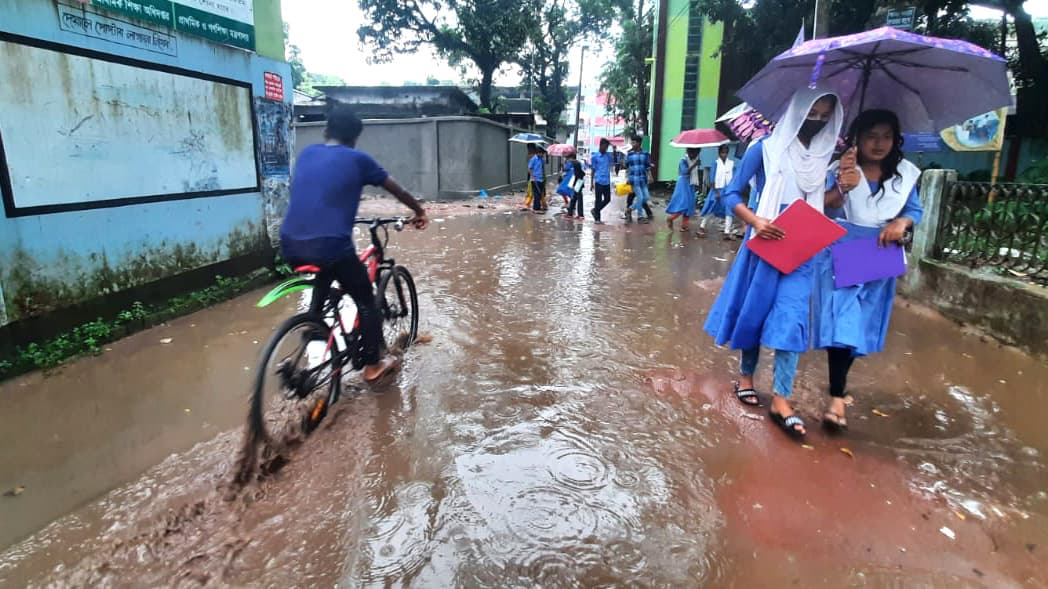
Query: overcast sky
xmin=282 ymin=1 xmax=1048 ymax=87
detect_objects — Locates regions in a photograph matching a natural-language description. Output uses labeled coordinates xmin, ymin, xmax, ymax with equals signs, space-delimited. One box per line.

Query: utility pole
xmin=813 ymin=0 xmax=830 ymax=39
xmin=528 ymin=49 xmax=535 ymax=131
xmin=572 ymin=45 xmax=588 ymax=148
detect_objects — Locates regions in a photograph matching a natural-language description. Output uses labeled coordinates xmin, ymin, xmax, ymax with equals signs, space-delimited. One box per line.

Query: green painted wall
xmin=651 ymin=2 xmax=723 ymax=182
xmin=253 ymin=0 xmax=285 ymax=62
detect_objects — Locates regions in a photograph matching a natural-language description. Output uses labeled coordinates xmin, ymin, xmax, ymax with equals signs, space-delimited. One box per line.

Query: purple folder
xmin=830 ymin=238 xmax=907 ymax=288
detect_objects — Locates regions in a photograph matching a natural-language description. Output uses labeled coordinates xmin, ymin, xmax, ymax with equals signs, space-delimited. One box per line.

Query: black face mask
xmin=798 ymin=118 xmax=828 ymax=141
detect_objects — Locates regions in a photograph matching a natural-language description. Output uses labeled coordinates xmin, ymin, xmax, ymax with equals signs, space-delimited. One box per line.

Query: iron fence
xmin=934 ymin=181 xmax=1048 ymax=285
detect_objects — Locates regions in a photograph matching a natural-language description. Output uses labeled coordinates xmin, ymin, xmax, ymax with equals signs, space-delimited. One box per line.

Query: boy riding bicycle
xmin=279 ymin=102 xmax=428 ymax=383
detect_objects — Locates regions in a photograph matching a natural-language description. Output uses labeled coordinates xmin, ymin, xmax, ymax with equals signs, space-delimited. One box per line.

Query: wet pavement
xmin=1 ymin=207 xmax=1047 ymax=587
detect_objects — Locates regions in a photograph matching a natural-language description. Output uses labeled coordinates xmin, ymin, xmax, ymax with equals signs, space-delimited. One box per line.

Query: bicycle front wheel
xmin=248 ymin=314 xmax=339 ymax=444
xmin=376 ymin=265 xmax=419 ymax=353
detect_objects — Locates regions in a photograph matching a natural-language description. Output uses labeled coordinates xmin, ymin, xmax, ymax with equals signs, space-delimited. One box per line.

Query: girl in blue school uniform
xmin=813 ymin=109 xmax=923 ymax=431
xmin=696 ymin=144 xmax=736 ymax=239
xmin=556 ymin=151 xmax=579 ymax=213
xmin=666 ymin=147 xmax=702 ymax=231
xmin=703 ymin=86 xmax=844 ymax=439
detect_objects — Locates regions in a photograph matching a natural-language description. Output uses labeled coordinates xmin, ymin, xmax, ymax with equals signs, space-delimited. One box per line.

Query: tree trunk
xmin=479 ymin=67 xmax=495 ymax=109
xmin=1009 ymin=6 xmax=1048 ymax=135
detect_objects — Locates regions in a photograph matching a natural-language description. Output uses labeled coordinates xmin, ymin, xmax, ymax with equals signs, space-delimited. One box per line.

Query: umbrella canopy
xmin=739 ymin=27 xmax=1011 ymax=133
xmin=715 ymin=104 xmax=776 ymax=143
xmin=669 ymin=129 xmax=732 ymax=148
xmin=509 ymin=132 xmax=547 ymax=144
xmin=546 ymin=143 xmax=576 ymax=157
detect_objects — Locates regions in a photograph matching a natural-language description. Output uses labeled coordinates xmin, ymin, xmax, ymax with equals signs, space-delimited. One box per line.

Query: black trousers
xmin=304 ymin=255 xmax=382 ymax=366
xmin=827 ymin=347 xmax=856 ymax=398
xmin=568 ymin=190 xmax=584 ymax=217
xmin=530 ymin=180 xmax=546 ymax=211
xmin=592 ymin=183 xmax=611 ymax=220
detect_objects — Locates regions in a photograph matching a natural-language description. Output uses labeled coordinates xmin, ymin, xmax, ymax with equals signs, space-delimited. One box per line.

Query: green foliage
xmin=0 ymin=274 xmax=262 ymax=381
xmin=518 ymin=0 xmax=621 ymax=137
xmin=356 ymin=0 xmax=540 ymax=108
xmin=1017 ymin=157 xmax=1048 ymax=183
xmin=598 ymin=0 xmax=654 ymax=135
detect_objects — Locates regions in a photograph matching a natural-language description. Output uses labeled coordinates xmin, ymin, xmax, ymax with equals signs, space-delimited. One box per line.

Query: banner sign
xmin=940 ymin=108 xmax=1008 ymax=152
xmin=82 ymin=0 xmax=254 ymax=50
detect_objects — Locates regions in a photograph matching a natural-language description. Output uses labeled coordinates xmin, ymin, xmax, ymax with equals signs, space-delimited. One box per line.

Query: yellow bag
xmin=616 ymin=182 xmax=633 ymax=197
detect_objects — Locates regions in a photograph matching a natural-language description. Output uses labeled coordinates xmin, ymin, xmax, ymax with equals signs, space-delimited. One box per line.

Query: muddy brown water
xmin=1 ymin=211 xmax=1047 ymax=587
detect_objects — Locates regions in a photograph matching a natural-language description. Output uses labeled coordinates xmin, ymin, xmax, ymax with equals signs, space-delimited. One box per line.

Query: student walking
xmin=589 ymin=138 xmax=615 ymax=224
xmin=528 ymin=143 xmax=546 ymax=213
xmin=625 ymin=135 xmax=654 ymax=224
xmin=697 ymin=144 xmax=737 ymax=239
xmin=813 ymin=109 xmax=924 ymax=431
xmin=702 ymin=86 xmax=844 ymax=439
xmin=666 ymin=147 xmax=701 ymax=231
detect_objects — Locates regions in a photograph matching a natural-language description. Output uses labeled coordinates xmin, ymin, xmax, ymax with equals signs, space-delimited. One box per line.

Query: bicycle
xmin=248 ymin=217 xmax=419 ymax=442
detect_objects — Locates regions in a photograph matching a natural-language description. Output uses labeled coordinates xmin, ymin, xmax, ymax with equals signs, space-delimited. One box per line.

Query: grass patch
xmin=0 ymin=270 xmax=274 ymax=381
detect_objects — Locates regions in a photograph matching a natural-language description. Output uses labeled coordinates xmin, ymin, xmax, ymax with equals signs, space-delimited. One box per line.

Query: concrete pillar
xmin=903 ymin=168 xmax=957 ymax=294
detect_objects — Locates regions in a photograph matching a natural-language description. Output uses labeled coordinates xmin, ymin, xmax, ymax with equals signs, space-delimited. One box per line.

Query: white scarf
xmin=830 ymin=158 xmax=921 ymax=228
xmin=687 ymin=156 xmax=701 ymax=186
xmin=714 ymin=158 xmax=734 ymax=189
xmin=752 ymin=86 xmax=844 ymax=237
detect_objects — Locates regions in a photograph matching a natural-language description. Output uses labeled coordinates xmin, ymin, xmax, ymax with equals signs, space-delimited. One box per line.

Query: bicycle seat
xmin=294 ymin=265 xmax=321 ymax=274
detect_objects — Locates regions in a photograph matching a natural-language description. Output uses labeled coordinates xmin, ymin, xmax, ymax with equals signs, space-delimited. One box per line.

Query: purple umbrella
xmin=738 ymin=26 xmax=1011 ymax=133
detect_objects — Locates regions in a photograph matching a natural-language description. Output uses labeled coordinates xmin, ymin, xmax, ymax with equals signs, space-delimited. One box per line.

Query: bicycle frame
xmin=257 ymin=218 xmax=405 ymax=400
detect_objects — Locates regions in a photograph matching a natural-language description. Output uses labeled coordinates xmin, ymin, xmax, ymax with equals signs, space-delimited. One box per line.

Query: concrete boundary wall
xmin=295 ymin=117 xmax=553 ymax=200
xmin=902 ymin=169 xmax=1048 ymax=360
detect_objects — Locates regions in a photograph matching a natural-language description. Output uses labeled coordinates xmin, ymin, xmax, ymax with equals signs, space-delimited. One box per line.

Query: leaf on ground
xmin=872 ymin=409 xmax=890 ymax=417
xmin=954 ymin=511 xmax=967 ymax=521
xmin=3 ymin=486 xmax=25 ymax=497
xmin=940 ymin=526 xmax=956 ymax=540
xmin=741 ymin=413 xmax=764 ymax=421
xmin=160 ymin=338 xmax=173 ymax=344
xmin=415 ymin=334 xmax=435 ymax=345
xmin=801 ymin=444 xmax=814 ymax=450
xmin=840 ymin=447 xmax=855 ymax=459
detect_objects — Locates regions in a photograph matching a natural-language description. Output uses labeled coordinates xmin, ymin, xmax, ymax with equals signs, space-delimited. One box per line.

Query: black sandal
xmin=733 ymin=382 xmax=761 ymax=406
xmin=770 ymin=410 xmax=807 ymax=439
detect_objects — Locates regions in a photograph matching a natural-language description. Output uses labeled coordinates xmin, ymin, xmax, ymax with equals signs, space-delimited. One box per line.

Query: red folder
xmin=747 ymin=200 xmax=846 ymax=274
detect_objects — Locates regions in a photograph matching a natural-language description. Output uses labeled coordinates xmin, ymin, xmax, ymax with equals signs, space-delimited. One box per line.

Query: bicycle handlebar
xmin=354 ymin=217 xmax=408 ymax=232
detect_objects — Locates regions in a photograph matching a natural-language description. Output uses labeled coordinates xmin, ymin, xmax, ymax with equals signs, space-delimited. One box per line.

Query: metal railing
xmin=934 ymin=181 xmax=1048 ymax=285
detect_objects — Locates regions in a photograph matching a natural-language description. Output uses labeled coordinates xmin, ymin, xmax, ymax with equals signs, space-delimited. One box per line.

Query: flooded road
xmin=2 ymin=210 xmax=1047 ymax=587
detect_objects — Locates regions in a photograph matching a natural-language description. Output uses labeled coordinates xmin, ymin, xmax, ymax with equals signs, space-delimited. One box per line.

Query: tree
xmin=357 ymin=0 xmax=540 ymax=109
xmin=284 ymin=22 xmax=307 ymax=90
xmin=518 ymin=0 xmax=622 ymax=137
xmin=694 ymin=0 xmax=1046 ymax=136
xmin=971 ymin=0 xmax=1048 ymax=134
xmin=598 ymin=0 xmax=654 ymax=135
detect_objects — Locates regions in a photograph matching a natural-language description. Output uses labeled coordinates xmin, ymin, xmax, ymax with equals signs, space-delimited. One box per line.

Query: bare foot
xmin=363 ymin=356 xmax=400 ymax=382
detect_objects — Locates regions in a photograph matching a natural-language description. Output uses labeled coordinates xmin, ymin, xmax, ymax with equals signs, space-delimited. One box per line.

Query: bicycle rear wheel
xmin=376 ymin=265 xmax=419 ymax=353
xmin=248 ymin=314 xmax=340 ymax=444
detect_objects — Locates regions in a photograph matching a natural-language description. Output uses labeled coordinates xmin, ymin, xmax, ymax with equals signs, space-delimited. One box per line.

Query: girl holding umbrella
xmin=813 ymin=109 xmax=924 ymax=431
xmin=703 ymin=86 xmax=844 ymax=438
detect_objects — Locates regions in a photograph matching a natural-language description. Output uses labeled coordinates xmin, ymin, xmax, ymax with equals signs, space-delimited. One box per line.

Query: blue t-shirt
xmin=626 ymin=151 xmax=652 ymax=185
xmin=590 ymin=151 xmax=614 ymax=185
xmin=529 ymin=154 xmax=544 ymax=182
xmin=280 ymin=144 xmax=389 ymax=263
